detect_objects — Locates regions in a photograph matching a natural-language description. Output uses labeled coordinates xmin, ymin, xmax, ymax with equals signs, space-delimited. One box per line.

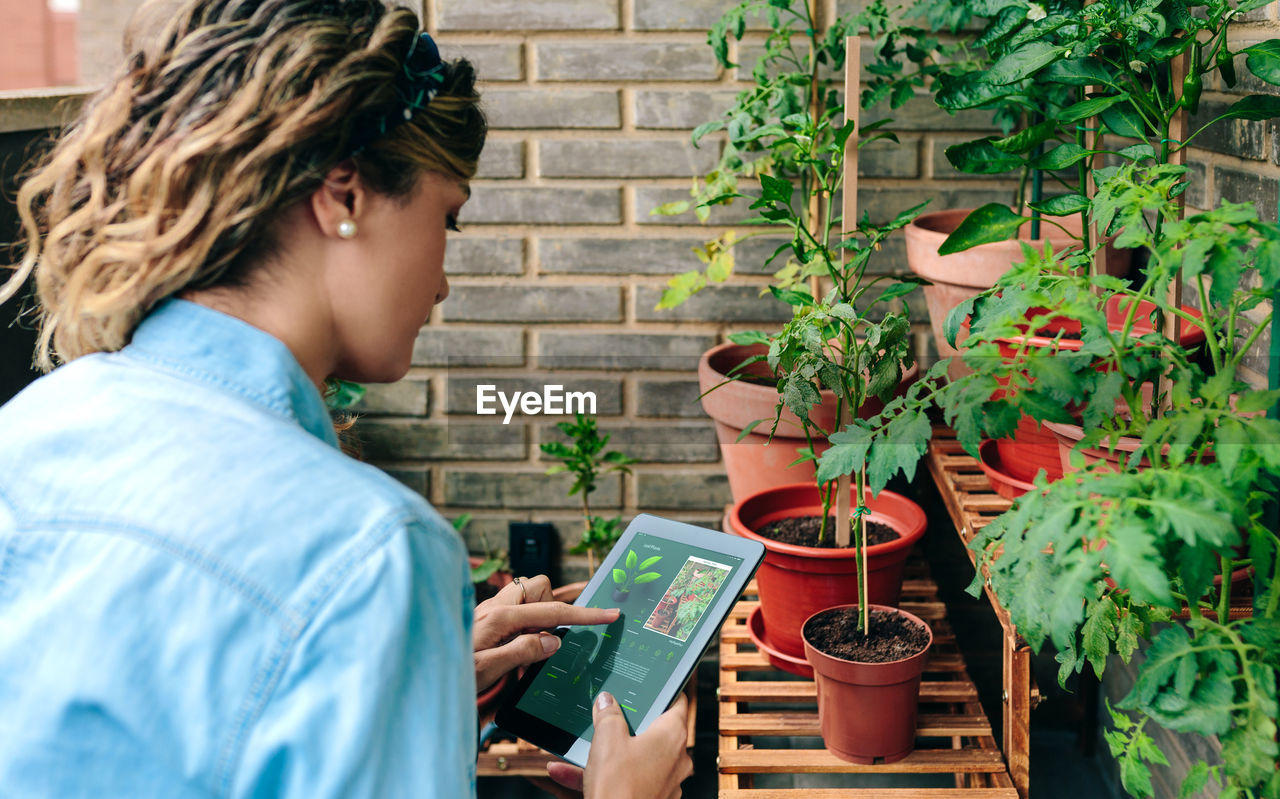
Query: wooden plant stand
xmin=715 ymin=427 xmax=1040 ymax=798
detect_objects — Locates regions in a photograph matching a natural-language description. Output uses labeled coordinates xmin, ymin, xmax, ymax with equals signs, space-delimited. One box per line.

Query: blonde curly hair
xmin=4 ymin=0 xmax=485 ymax=371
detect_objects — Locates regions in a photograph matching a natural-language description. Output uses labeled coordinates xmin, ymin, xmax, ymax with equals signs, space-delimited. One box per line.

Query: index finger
xmin=499 ymin=601 xmax=620 ymax=633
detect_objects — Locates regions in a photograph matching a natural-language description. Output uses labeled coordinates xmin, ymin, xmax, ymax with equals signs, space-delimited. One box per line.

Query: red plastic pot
xmin=699 ymin=342 xmax=918 ymax=503
xmin=991 ymin=296 xmax=1206 ymax=484
xmin=726 ymin=483 xmax=927 ymax=658
xmin=977 ymin=439 xmax=1036 ymax=499
xmin=802 ymin=604 xmax=933 ymax=765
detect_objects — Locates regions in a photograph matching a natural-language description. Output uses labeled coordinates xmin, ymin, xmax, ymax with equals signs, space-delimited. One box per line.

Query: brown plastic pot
xmin=905 ymin=208 xmax=1132 ymax=381
xmin=726 ymin=482 xmax=927 ymax=658
xmin=699 ymin=341 xmax=919 ymax=503
xmin=802 ymin=604 xmax=933 ymax=765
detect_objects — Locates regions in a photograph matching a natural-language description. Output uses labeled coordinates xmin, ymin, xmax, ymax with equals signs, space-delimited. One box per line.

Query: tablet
xmin=495 ymin=514 xmax=765 ymax=766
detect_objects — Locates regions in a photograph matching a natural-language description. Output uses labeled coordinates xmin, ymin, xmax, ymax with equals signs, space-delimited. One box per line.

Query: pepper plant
xmin=541 ymin=413 xmax=636 ymax=575
xmin=931 ymin=0 xmax=1280 ymax=257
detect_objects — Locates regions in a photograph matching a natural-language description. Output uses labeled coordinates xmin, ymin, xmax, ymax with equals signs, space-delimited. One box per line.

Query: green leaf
xmin=759 ymin=173 xmax=794 ymax=204
xmin=816 ymin=426 xmax=872 ymax=483
xmin=1178 ymin=763 xmax=1211 ymax=799
xmin=612 ymin=568 xmax=627 ymax=585
xmin=691 ymin=120 xmax=726 ymax=146
xmin=875 ymin=282 xmax=920 ymax=304
xmin=938 ymin=203 xmax=1027 ymax=254
xmin=935 ymin=71 xmax=1020 ymax=111
xmin=1027 ymin=193 xmax=1090 ymax=216
xmin=1058 ymin=95 xmax=1125 ymax=124
xmin=986 ymin=41 xmax=1064 ymax=85
xmin=991 ymin=120 xmax=1058 ymax=154
xmin=945 ymin=139 xmax=1023 ymax=174
xmin=324 ymin=378 xmax=366 ymax=411
xmin=1244 ymin=40 xmax=1280 ymax=86
xmin=633 ymin=572 xmax=663 ymax=584
xmin=1101 ymin=103 xmax=1147 ymax=139
xmin=734 ymin=418 xmax=767 ymax=442
xmin=470 ymin=557 xmax=505 ymax=583
xmin=1219 ymin=94 xmax=1280 ymax=121
xmin=626 ymin=549 xmax=637 ymax=570
xmin=651 ymin=200 xmax=691 ymax=217
xmin=1042 ymin=58 xmax=1112 ymax=85
xmin=1030 ymin=142 xmax=1092 ymax=170
xmin=639 ymin=555 xmax=662 ymax=570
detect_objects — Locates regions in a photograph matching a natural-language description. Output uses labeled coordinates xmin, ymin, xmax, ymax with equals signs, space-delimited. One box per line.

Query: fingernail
xmin=595 ymin=691 xmax=613 ymax=711
xmin=541 ymin=634 xmax=560 ymax=654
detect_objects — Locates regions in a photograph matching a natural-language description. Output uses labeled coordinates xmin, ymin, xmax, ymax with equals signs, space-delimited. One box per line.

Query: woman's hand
xmin=545 ymin=691 xmax=693 ymax=799
xmin=473 ymin=574 xmax=619 ymax=692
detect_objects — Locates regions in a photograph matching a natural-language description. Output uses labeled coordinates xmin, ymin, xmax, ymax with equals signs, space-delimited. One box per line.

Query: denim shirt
xmin=0 ymin=300 xmax=476 ymax=798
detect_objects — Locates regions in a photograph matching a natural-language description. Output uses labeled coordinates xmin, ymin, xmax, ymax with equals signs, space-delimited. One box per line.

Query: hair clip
xmin=346 ymin=32 xmax=446 ymax=157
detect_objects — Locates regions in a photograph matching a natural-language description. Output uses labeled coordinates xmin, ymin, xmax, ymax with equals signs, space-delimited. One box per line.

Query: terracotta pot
xmin=802 ymin=604 xmax=933 ymax=765
xmin=726 ymin=482 xmax=927 ymax=658
xmin=1042 ymin=421 xmax=1143 ymax=474
xmin=991 ymin=296 xmax=1207 ymax=484
xmin=700 ymin=341 xmax=919 ymax=503
xmin=977 ymin=439 xmax=1036 ymax=500
xmin=905 ymin=208 xmax=1132 ymax=381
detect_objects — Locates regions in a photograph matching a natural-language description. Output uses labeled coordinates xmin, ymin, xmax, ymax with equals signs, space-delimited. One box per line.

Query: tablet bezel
xmin=494 ymin=513 xmax=766 ymax=766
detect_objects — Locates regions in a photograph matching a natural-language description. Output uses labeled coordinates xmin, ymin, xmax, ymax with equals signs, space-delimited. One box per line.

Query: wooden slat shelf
xmin=717 ymin=565 xmax=1018 ymax=798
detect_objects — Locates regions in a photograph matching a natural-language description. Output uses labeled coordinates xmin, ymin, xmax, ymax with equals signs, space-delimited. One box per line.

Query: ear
xmin=309 ymin=161 xmax=368 ymax=239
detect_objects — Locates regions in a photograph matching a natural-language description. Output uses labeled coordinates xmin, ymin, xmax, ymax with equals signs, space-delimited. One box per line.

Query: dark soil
xmin=755 ymin=515 xmax=898 ymax=549
xmin=804 ymin=606 xmax=930 ymax=663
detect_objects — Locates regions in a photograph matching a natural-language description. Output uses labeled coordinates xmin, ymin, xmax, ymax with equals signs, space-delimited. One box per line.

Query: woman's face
xmin=327 ymin=172 xmax=468 ymax=384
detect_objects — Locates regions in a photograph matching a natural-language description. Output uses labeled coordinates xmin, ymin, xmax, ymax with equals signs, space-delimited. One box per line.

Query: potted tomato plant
xmin=654 ymin=0 xmax=927 ymax=502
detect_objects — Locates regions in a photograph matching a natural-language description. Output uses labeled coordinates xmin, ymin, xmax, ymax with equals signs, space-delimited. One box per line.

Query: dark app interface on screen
xmin=516 ymin=532 xmax=742 ymax=740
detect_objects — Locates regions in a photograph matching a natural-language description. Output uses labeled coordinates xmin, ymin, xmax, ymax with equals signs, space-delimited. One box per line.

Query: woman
xmin=0 ymin=1 xmax=692 ymax=797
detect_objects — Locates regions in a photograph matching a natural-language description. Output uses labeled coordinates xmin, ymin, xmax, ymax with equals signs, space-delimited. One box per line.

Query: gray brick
xmin=485 ymin=89 xmax=620 ymax=129
xmin=442 ymin=285 xmax=622 ymax=323
xmin=537 ymin=333 xmax=715 ymax=370
xmin=858 ymin=186 xmax=1014 ymax=225
xmin=861 ymin=136 xmax=919 ymax=178
xmin=412 ymin=327 xmax=524 ymax=368
xmin=537 ymin=43 xmax=717 ymax=82
xmin=635 ymin=379 xmax=705 ymax=418
xmin=634 ymin=0 xmax=740 ymax=30
xmin=1185 ymin=161 xmax=1207 ymax=210
xmin=862 ymin=95 xmax=998 ymax=132
xmin=464 ymin=187 xmax=622 ymax=225
xmin=1215 ymin=167 xmax=1279 ymax=222
xmin=634 ymin=285 xmax=792 ymax=323
xmin=635 ymin=187 xmax=762 ymax=226
xmin=1188 ymin=100 xmax=1266 ymax=160
xmin=445 ymin=237 xmax=524 ymax=276
xmin=359 ymin=421 xmax=526 ymax=461
xmin=475 ymin=140 xmax=524 ymax=179
xmin=378 ymin=466 xmax=428 ymax=497
xmin=438 ymin=0 xmax=618 ymax=31
xmin=539 ymin=236 xmax=790 ymax=276
xmin=634 ymin=90 xmax=740 ymax=129
xmin=444 ymin=471 xmax=622 ymax=509
xmin=448 ymin=377 xmax=622 ymax=416
xmin=351 ymin=380 xmax=429 ymax=416
xmin=539 ymin=422 xmax=719 ymax=463
xmin=636 ymin=471 xmax=731 ymax=509
xmin=540 ymin=139 xmax=719 ymax=178
xmin=442 ymin=42 xmax=524 ymax=82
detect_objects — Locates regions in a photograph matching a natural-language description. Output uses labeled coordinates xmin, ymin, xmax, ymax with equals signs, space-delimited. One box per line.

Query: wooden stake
xmin=834 ymin=35 xmax=860 ymax=550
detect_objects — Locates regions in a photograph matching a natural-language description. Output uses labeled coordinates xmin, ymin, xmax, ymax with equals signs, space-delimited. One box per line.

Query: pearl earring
xmin=337 ymin=219 xmax=357 ymax=239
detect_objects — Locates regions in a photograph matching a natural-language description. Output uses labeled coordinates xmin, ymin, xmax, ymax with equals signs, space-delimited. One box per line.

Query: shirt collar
xmin=126 ymin=299 xmax=340 ymax=448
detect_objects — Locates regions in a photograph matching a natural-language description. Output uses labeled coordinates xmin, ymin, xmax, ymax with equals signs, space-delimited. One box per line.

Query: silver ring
xmin=513 ymin=576 xmax=527 ymax=603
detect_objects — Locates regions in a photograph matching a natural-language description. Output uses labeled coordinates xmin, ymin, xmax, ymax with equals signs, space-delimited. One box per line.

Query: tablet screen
xmin=514 ymin=531 xmax=743 ymax=739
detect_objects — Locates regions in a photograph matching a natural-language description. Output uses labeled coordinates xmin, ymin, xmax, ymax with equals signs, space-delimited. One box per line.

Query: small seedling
xmin=542 ymin=413 xmax=636 ymax=574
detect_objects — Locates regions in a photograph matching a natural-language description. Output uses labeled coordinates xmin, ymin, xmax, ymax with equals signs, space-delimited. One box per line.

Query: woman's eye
xmin=446 ymin=215 xmax=461 ymax=233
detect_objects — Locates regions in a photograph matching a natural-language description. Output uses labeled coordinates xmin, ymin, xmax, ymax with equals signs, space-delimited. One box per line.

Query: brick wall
xmin=16 ymin=1 xmax=1280 ymax=576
